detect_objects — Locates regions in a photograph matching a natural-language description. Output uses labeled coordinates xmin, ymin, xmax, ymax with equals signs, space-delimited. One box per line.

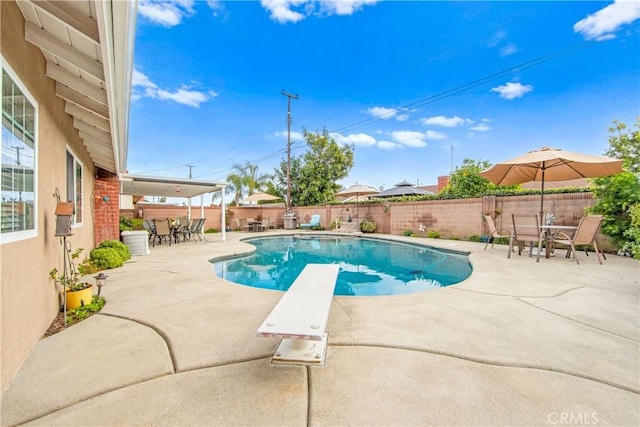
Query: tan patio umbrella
xmin=480 ymin=147 xmax=623 ymax=222
xmin=243 ymin=192 xmax=281 ymax=218
xmin=336 ymin=183 xmax=379 ymax=217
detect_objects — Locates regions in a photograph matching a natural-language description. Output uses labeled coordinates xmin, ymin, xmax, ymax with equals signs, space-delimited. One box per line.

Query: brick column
xmin=94 ymin=170 xmax=120 ymax=245
xmin=437 ymin=175 xmax=450 ymax=192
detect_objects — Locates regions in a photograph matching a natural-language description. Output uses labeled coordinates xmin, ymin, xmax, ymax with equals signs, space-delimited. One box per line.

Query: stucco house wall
xmin=1 ymin=1 xmax=97 ymax=391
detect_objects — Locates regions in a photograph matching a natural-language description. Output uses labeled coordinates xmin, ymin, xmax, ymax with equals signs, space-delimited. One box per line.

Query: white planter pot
xmin=121 ymin=230 xmax=150 ymax=256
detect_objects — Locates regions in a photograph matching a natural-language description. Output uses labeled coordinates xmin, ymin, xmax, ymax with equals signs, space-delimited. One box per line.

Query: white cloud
xmin=396 ymin=114 xmax=409 ymax=122
xmin=132 ymin=69 xmax=157 ymax=89
xmin=272 ymin=130 xmax=305 ymax=141
xmin=421 ymin=115 xmax=465 ymax=127
xmin=377 ymin=140 xmax=400 ymax=150
xmin=154 ymin=87 xmax=211 ymax=108
xmin=491 ymin=82 xmax=533 ymax=99
xmin=261 ymin=0 xmax=378 ymax=24
xmin=391 ymin=130 xmax=427 ymax=148
xmin=500 ymin=43 xmax=519 ymax=57
xmin=132 ymin=69 xmax=215 ymax=108
xmin=574 ymin=0 xmax=640 ymax=41
xmin=425 ymin=130 xmax=446 ymax=140
xmin=488 ymin=30 xmax=507 ymax=47
xmin=366 ymin=106 xmax=397 ymax=119
xmin=469 ymin=123 xmax=491 ymax=132
xmin=320 ymin=0 xmax=378 ymax=16
xmin=331 ymin=132 xmax=377 ymax=147
xmin=138 ymin=0 xmax=195 ymax=27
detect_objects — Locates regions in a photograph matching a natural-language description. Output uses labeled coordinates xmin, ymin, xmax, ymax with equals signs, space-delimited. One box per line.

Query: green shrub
xmin=204 ymin=228 xmax=218 ymax=234
xmin=623 ymin=203 xmax=640 ymax=259
xmin=426 ymin=230 xmax=440 ymax=239
xmin=467 ymin=235 xmax=482 ymax=242
xmin=403 ymin=230 xmax=414 ymax=237
xmin=66 ymin=296 xmax=105 ymax=324
xmin=360 ymin=220 xmax=376 ymax=233
xmin=330 ymin=220 xmax=342 ymax=230
xmin=90 ymin=248 xmax=124 ymax=269
xmin=97 ymin=240 xmax=131 ymax=262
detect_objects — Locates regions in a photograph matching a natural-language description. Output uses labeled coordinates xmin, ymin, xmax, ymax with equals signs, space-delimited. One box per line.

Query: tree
xmin=272 ymin=128 xmax=354 ymax=206
xmin=588 ymin=119 xmax=640 ymax=252
xmin=226 ymin=161 xmax=271 ymax=204
xmin=440 ymin=159 xmax=497 ymax=198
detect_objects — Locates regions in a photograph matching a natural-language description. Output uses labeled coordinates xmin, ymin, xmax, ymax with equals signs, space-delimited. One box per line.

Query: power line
xmin=331 ymin=44 xmax=584 ymax=135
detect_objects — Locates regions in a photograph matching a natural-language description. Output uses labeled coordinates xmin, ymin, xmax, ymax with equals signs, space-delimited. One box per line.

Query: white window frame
xmin=0 ymin=56 xmax=38 ymax=244
xmin=65 ymin=146 xmax=84 ymax=227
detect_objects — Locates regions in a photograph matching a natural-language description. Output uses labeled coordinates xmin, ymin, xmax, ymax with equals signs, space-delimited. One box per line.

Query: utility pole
xmin=281 ymin=90 xmax=298 ymax=211
xmin=186 ymin=164 xmax=195 ymax=179
xmin=450 ymin=145 xmax=454 ymax=173
xmin=12 ymin=146 xmax=23 ymax=165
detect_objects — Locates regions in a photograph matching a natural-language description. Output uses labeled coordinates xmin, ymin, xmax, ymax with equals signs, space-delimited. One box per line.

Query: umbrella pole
xmin=540 ymin=167 xmax=545 ymax=225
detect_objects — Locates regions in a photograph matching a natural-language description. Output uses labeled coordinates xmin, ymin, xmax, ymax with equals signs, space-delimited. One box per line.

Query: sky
xmin=127 ymin=0 xmax=640 ymax=204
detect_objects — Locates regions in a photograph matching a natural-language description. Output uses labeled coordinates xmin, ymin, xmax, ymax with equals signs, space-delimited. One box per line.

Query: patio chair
xmin=483 ymin=215 xmax=513 ymax=258
xmin=259 ymin=217 xmax=271 ymax=231
xmin=178 ymin=218 xmax=194 ymax=241
xmin=188 ymin=218 xmax=205 ymax=241
xmin=551 ymin=215 xmax=605 ymax=265
xmin=300 ymin=214 xmax=321 ymax=231
xmin=511 ymin=214 xmax=543 ymax=257
xmin=143 ymin=219 xmax=156 ymax=242
xmin=153 ymin=218 xmax=172 ymax=247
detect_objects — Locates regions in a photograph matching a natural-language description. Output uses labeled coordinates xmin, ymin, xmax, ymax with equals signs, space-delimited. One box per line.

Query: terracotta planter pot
xmin=65 ymin=285 xmax=93 ymax=310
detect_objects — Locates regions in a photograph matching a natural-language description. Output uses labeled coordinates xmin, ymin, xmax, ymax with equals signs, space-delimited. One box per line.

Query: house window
xmin=1 ymin=60 xmax=37 ymax=243
xmin=66 ymin=149 xmax=83 ymax=225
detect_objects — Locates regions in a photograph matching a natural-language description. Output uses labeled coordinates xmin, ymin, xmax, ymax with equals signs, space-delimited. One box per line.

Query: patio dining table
xmin=537 ymin=224 xmax=578 ymax=261
xmin=247 ymin=220 xmax=263 ymax=232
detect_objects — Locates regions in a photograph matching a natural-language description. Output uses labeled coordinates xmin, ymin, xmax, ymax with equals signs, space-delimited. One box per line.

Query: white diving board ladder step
xmin=257 ymin=263 xmax=339 ymax=366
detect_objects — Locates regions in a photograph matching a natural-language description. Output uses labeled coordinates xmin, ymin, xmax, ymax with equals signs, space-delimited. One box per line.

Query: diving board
xmin=257 ymin=263 xmax=339 ymax=365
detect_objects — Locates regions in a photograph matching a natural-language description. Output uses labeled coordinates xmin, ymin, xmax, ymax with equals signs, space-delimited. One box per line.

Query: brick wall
xmin=94 ymin=171 xmax=120 ymax=244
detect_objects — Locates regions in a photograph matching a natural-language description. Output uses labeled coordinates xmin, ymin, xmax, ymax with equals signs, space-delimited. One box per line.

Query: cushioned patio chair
xmin=300 ymin=214 xmax=321 ymax=231
xmin=483 ymin=215 xmax=513 ymax=258
xmin=551 ymin=215 xmax=605 ymax=265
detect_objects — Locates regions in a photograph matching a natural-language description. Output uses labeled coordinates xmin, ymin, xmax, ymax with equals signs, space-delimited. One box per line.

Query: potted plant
xmin=49 ymin=246 xmax=93 ymax=311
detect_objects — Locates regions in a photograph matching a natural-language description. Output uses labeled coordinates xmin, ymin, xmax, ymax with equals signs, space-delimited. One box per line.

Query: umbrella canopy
xmin=242 ymin=192 xmax=282 ymax=219
xmin=336 ymin=184 xmax=379 ymax=198
xmin=480 ymin=146 xmax=623 ymax=221
xmin=371 ymin=181 xmax=432 ymax=198
xmin=336 ymin=184 xmax=378 ymax=216
xmin=243 ymin=192 xmax=281 ymax=203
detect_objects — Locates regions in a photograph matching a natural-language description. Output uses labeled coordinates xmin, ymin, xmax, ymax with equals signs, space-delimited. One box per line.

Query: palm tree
xmin=226 ymin=162 xmax=272 ymax=204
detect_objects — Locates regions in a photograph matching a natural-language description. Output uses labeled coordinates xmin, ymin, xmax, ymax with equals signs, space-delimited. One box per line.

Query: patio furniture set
xmin=484 ymin=214 xmax=605 ymax=265
xmin=143 ymin=217 xmax=206 ymax=247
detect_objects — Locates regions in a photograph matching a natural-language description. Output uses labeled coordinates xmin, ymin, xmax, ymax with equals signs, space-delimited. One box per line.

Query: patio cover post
xmin=221 ymin=189 xmax=226 ymax=241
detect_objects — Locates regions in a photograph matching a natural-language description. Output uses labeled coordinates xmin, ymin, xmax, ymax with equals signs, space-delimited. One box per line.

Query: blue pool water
xmin=211 ymin=235 xmax=472 ymax=296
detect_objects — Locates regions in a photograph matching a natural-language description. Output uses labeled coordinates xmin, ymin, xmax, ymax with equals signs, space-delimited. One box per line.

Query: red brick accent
xmin=94 ymin=171 xmax=120 ymax=244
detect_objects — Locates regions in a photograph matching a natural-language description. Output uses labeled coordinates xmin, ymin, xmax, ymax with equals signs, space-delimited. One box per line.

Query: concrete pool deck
xmin=2 ymin=231 xmax=638 ymax=426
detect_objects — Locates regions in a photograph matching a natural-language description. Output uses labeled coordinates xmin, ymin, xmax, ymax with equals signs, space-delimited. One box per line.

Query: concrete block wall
xmin=125 ymin=192 xmax=598 ymax=242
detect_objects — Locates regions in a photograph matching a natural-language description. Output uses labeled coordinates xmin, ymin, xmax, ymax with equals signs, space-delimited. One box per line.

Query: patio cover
xmin=119 ymin=174 xmax=228 ymax=240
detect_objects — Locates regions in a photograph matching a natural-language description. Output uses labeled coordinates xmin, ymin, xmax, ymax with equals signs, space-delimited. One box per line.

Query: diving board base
xmin=271 ymin=332 xmax=329 ymax=366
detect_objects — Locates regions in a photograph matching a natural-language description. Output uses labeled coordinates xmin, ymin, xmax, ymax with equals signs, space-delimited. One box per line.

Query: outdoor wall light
xmin=94 ymin=273 xmax=108 ymax=296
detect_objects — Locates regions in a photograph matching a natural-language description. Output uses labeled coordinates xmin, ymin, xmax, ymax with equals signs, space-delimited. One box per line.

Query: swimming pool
xmin=211 ymin=235 xmax=472 ymax=296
